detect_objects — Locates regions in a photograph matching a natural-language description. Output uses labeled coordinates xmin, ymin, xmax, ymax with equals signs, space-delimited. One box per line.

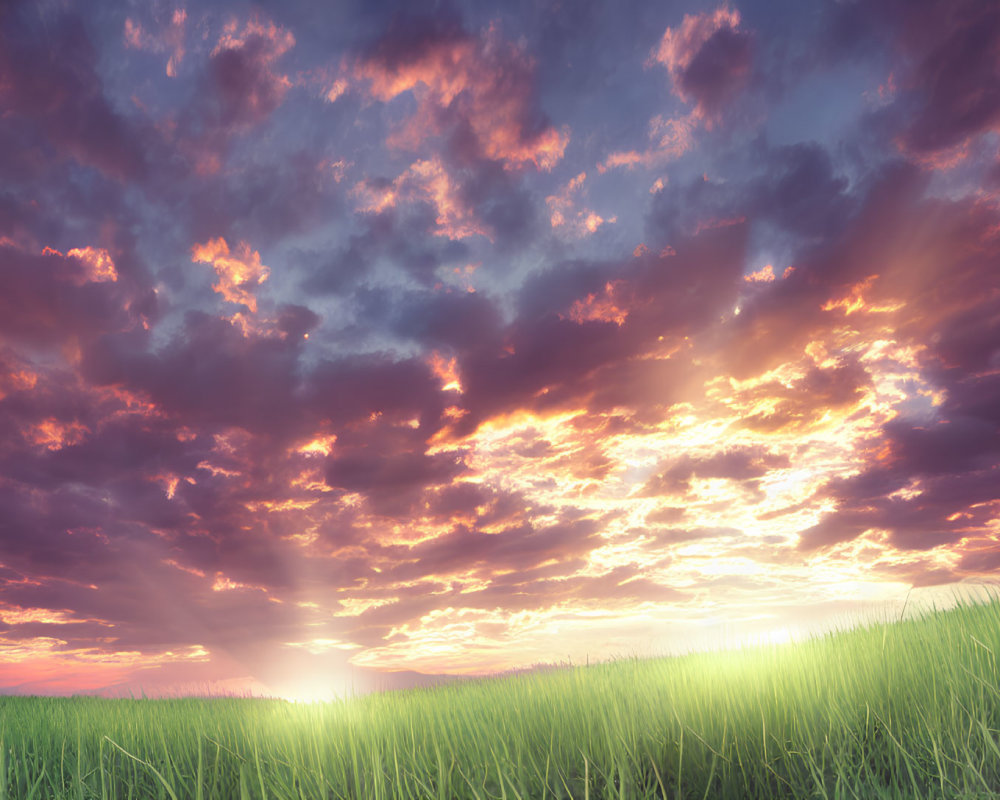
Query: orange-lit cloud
xmin=191 ymin=237 xmax=270 ymax=311
xmin=213 ymin=16 xmax=294 ymax=60
xmin=205 ymin=14 xmax=296 ymax=129
xmin=354 ymin=157 xmax=489 ymax=240
xmin=429 ymin=350 xmax=463 ymax=393
xmin=408 ymin=158 xmax=489 ymax=239
xmin=567 ymin=281 xmax=630 ymax=326
xmin=344 ymin=360 xmax=923 ymax=674
xmin=601 ymin=8 xmax=749 ymax=172
xmin=599 ymin=151 xmax=647 ymax=172
xmin=354 ymin=24 xmax=568 ymax=170
xmin=68 ymin=246 xmax=118 ymax=282
xmin=545 ymin=172 xmax=617 ymax=235
xmin=124 ymin=8 xmax=187 ymax=77
xmin=653 ymin=7 xmax=741 ymax=76
xmin=600 ymin=112 xmax=698 ymax=172
xmin=41 ymin=246 xmax=118 ymax=284
xmin=650 ymin=6 xmax=750 ymax=121
xmin=352 ymin=180 xmax=398 ymax=215
xmin=325 ymin=78 xmax=348 ymax=103
xmin=822 ymin=275 xmax=905 ymax=316
xmin=28 ymin=418 xmax=90 ymax=450
xmin=0 ymin=366 xmax=37 ymax=401
xmin=744 ymin=264 xmax=775 ymax=282
xmin=297 ymin=434 xmax=338 ymax=457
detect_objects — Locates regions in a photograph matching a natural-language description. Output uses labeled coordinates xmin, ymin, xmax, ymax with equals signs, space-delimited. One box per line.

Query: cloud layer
xmin=0 ymin=0 xmax=997 ymax=696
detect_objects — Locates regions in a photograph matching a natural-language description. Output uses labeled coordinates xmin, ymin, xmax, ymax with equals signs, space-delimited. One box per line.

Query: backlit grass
xmin=1 ymin=592 xmax=998 ymax=798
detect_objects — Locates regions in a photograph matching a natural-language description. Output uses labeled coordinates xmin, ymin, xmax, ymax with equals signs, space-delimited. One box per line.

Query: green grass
xmin=1 ymin=594 xmax=999 ymax=799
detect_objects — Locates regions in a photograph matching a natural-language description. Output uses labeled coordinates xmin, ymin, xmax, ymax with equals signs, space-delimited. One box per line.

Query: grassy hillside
xmin=1 ymin=593 xmax=998 ymax=799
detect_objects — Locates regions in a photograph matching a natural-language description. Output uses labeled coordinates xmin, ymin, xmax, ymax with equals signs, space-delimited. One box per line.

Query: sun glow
xmin=274 ymin=680 xmax=344 ymax=704
xmin=760 ymin=626 xmax=794 ymax=646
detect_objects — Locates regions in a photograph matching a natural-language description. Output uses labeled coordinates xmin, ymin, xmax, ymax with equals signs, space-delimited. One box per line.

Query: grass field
xmin=1 ymin=593 xmax=998 ymax=799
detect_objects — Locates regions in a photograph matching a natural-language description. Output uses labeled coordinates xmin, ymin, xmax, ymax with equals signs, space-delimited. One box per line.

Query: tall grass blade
xmin=103 ymin=736 xmax=179 ymax=800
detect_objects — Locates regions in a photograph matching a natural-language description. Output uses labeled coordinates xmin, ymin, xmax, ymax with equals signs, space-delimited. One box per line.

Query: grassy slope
xmin=1 ymin=594 xmax=998 ymax=799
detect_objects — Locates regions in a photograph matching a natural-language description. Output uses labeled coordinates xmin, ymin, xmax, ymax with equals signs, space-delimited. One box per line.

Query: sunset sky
xmin=1 ymin=0 xmax=998 ymax=701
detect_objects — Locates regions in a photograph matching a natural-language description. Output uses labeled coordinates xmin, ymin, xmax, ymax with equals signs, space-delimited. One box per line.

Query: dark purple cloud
xmin=0 ymin=11 xmax=147 ymax=181
xmin=879 ymin=0 xmax=1000 ymax=157
xmin=649 ymin=5 xmax=754 ymax=125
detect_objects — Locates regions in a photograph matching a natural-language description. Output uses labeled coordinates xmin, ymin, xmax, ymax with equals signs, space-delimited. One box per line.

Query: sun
xmin=761 ymin=627 xmax=793 ymax=646
xmin=275 ymin=679 xmax=345 ymax=704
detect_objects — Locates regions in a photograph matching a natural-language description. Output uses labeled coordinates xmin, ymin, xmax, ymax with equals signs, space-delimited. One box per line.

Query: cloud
xmin=883 ymin=0 xmax=1000 ymax=161
xmin=83 ymin=311 xmax=320 ymax=442
xmin=42 ymin=247 xmax=118 ymax=285
xmin=176 ymin=150 xmax=347 ymax=250
xmin=191 ymin=238 xmax=270 ymax=312
xmin=352 ymin=14 xmax=568 ymax=170
xmin=0 ymin=12 xmax=146 ymax=180
xmin=599 ymin=108 xmax=701 ymax=174
xmin=414 ymin=223 xmax=748 ymax=440
xmin=383 ymin=516 xmax=604 ymax=586
xmin=601 ymin=5 xmax=755 ymax=172
xmin=0 ymin=241 xmax=138 ymax=347
xmin=789 ymin=191 xmax=1000 ymax=554
xmin=124 ymin=8 xmax=187 ymax=77
xmin=385 ymin=288 xmax=503 ymax=352
xmin=751 ymin=142 xmax=852 ymax=239
xmin=313 ymin=155 xmax=535 ymax=287
xmin=821 ymin=0 xmax=1000 ymax=166
xmin=324 ymin=423 xmax=467 ymax=517
xmin=208 ymin=16 xmax=295 ymax=129
xmin=729 ymin=360 xmax=872 ymax=433
xmin=353 ymin=156 xmax=490 ymax=241
xmin=650 ymin=5 xmax=752 ymax=123
xmin=642 ymin=445 xmax=791 ymax=497
xmin=545 ymin=172 xmax=616 ymax=236
xmin=159 ymin=12 xmax=297 ymax=178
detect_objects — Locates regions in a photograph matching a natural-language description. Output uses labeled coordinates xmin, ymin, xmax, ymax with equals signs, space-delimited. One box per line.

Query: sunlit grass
xmin=1 ymin=592 xmax=998 ymax=798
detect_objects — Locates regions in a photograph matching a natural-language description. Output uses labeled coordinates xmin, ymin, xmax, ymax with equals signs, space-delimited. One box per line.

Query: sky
xmin=0 ymin=0 xmax=998 ymax=701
